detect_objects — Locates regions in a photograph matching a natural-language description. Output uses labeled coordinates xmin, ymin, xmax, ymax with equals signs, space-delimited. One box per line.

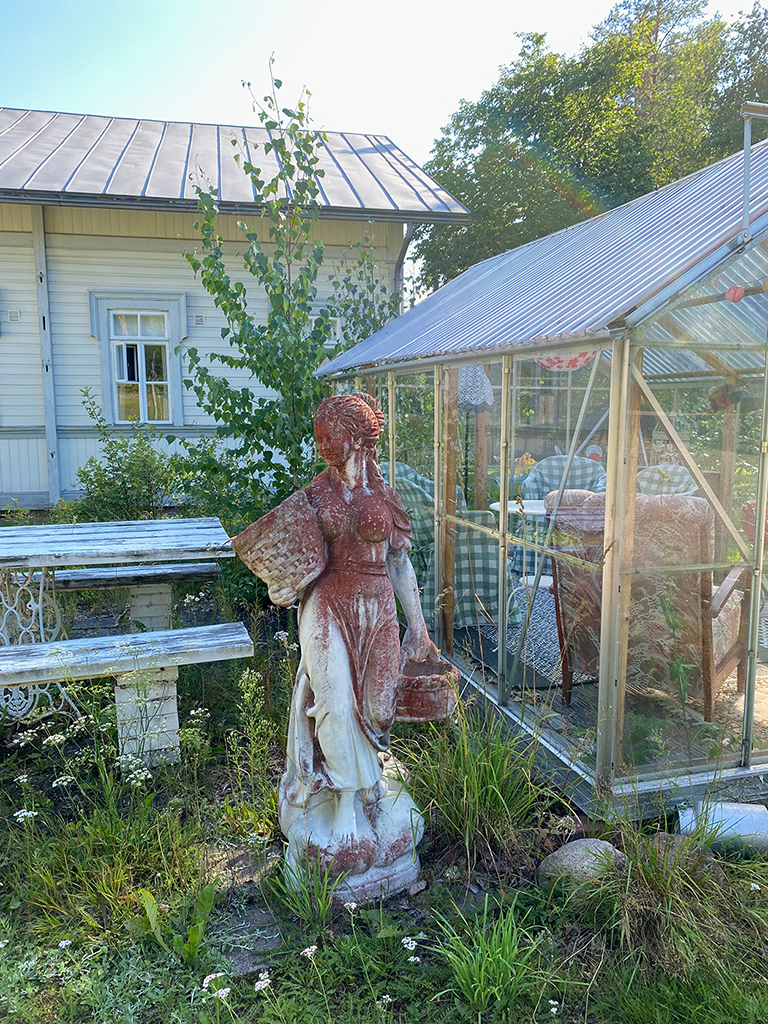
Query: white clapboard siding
xmin=0 ymin=437 xmax=47 ymax=497
xmin=0 ymin=621 xmax=254 ymax=686
xmin=0 ymin=245 xmax=43 ymax=429
xmin=0 ymin=516 xmax=234 ymax=568
xmin=46 ymin=239 xmax=276 ymax=428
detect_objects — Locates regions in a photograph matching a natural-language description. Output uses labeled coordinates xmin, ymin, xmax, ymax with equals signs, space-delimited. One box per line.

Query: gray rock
xmin=538 ymin=838 xmax=626 ymax=887
xmin=645 ymin=832 xmax=727 ymax=884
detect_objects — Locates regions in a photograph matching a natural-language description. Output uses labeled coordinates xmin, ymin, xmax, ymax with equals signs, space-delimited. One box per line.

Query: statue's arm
xmin=386 ymin=547 xmax=433 ymax=668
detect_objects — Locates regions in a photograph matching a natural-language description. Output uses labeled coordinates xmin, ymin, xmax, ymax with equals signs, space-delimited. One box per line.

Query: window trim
xmin=88 ymin=290 xmax=187 ymax=426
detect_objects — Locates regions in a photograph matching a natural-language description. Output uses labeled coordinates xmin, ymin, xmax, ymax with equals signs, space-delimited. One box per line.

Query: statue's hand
xmin=400 ymin=622 xmax=435 ymax=670
xmin=268 ymin=584 xmax=299 ymax=607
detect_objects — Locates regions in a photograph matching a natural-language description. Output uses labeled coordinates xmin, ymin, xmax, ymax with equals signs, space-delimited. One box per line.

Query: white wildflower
xmin=378 ymin=994 xmax=393 ymax=1006
xmin=408 ymin=955 xmax=421 ymax=963
xmin=212 ymin=988 xmax=230 ymax=1001
xmin=13 ymin=809 xmax=38 ymax=823
xmin=751 ymin=882 xmax=761 ymax=891
xmin=416 ymin=931 xmax=427 ymax=939
xmin=14 ymin=774 xmax=28 ymax=785
xmin=58 ymin=939 xmax=72 ymax=949
xmin=550 ymin=1000 xmax=559 ymax=1015
xmin=401 ymin=936 xmax=417 ymax=951
xmin=202 ymin=972 xmax=226 ymax=990
xmin=42 ymin=733 xmax=67 ymax=747
xmin=254 ymin=971 xmax=271 ymax=992
xmin=52 ymin=776 xmax=75 ymax=789
xmin=274 ymin=630 xmax=289 ymax=643
xmin=301 ymin=945 xmax=318 ymax=959
xmin=0 ymin=940 xmax=8 ymax=949
xmin=344 ymin=901 xmax=358 ymax=912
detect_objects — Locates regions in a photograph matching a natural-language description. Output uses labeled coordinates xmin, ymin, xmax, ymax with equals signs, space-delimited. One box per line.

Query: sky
xmin=0 ymin=0 xmax=755 ymax=167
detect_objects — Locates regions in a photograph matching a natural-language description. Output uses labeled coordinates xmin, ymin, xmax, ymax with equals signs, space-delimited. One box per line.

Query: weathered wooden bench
xmin=34 ymin=561 xmax=223 ymax=633
xmin=35 ymin=562 xmax=223 ymax=591
xmin=1 ymin=518 xmax=242 ymax=764
xmin=0 ymin=622 xmax=254 ymax=765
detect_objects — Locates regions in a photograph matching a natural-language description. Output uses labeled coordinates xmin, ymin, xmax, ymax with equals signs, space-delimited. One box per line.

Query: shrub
xmin=52 ymin=389 xmax=177 ymax=522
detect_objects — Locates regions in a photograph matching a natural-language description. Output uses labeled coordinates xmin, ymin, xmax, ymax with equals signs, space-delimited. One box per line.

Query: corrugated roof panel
xmin=145 ymin=120 xmax=192 ymax=200
xmin=0 ymin=107 xmax=468 ymax=222
xmin=106 ymin=118 xmax=164 ymax=196
xmin=67 ymin=116 xmax=136 ymax=194
xmin=0 ymin=110 xmax=62 ymax=184
xmin=320 ymin=140 xmax=768 ymax=375
xmin=23 ymin=114 xmax=99 ymax=190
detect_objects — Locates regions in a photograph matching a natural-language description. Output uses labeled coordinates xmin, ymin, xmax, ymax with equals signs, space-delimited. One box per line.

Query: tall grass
xmin=564 ymin=822 xmax=768 ymax=980
xmin=394 ymin=700 xmax=555 ymax=870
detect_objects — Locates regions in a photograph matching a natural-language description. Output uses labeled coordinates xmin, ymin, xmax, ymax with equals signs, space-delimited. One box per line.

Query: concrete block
xmin=115 ymin=666 xmax=180 ymax=766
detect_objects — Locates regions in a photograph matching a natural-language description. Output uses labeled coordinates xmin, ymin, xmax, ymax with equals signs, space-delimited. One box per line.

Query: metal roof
xmin=0 ymin=107 xmax=469 ymax=223
xmin=319 ymin=139 xmax=768 ymax=376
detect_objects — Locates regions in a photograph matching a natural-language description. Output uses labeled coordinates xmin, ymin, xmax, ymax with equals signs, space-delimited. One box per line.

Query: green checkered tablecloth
xmin=382 ymin=462 xmax=523 ymax=630
xmin=636 ymin=464 xmax=697 ymax=496
xmin=511 ymin=455 xmax=607 ymax=575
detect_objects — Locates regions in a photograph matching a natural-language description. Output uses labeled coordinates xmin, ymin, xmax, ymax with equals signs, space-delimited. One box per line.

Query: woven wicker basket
xmin=230 ymin=490 xmax=326 ymax=606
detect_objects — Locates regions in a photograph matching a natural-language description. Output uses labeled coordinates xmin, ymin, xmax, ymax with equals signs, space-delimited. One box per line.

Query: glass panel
xmin=145 ymin=383 xmax=170 ymax=422
xmin=616 ymin=362 xmax=745 ymax=777
xmin=125 ymin=344 xmax=139 ymax=382
xmin=389 ymin=370 xmax=436 ymax=631
xmin=144 ymin=344 xmax=168 ymax=382
xmin=114 ymin=343 xmax=125 ymax=381
xmin=111 ymin=312 xmax=139 ymax=337
xmin=628 ymin=237 xmax=768 ymax=776
xmin=505 ymin=353 xmax=606 ymax=771
xmin=140 ymin=313 xmax=167 ymax=338
xmin=429 ymin=353 xmax=602 ymax=771
xmin=117 ymin=382 xmax=140 ymax=421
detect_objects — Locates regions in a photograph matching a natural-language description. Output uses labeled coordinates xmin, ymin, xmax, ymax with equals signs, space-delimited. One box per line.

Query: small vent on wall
xmin=7 ymin=310 xmax=21 ymax=323
xmin=193 ymin=314 xmax=205 ymax=327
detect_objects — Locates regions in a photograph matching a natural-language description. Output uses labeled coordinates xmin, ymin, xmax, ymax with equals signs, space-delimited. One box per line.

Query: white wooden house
xmin=0 ymin=107 xmax=468 ymax=507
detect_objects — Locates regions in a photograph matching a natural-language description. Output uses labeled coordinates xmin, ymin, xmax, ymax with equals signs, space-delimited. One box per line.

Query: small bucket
xmin=395 ymin=653 xmax=460 ymax=723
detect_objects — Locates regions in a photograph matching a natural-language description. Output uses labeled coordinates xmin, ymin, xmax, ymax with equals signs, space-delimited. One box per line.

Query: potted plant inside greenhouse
xmin=319 ymin=104 xmax=768 ymax=816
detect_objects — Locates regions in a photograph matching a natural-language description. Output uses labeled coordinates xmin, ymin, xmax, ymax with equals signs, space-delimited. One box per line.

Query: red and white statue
xmin=232 ymin=393 xmax=456 ymax=901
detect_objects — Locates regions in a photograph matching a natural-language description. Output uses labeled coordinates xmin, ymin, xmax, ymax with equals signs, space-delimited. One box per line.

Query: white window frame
xmin=88 ymin=291 xmax=187 ymax=427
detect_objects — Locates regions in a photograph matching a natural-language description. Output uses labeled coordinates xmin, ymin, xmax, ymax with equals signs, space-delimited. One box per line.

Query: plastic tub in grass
xmin=677 ymin=800 xmax=768 ymax=852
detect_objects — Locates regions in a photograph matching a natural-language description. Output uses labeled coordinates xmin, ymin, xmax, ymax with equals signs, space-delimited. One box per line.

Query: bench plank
xmin=35 ymin=562 xmax=222 ymax=592
xmin=0 ymin=518 xmax=234 ymax=568
xmin=0 ymin=622 xmax=254 ymax=686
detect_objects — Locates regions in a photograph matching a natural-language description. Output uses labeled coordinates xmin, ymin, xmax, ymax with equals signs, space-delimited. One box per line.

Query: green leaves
xmin=125 ymin=882 xmax=216 ymax=964
xmin=416 ymin=3 xmax=755 ymax=290
xmin=180 ymin=68 xmax=338 ymax=510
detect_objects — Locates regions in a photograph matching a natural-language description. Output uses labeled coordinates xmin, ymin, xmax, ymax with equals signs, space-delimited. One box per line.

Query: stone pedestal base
xmin=281 ymin=776 xmax=424 ymax=904
xmin=332 ymin=851 xmax=421 ymax=904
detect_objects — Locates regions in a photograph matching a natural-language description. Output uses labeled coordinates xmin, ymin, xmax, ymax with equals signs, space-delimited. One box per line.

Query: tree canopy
xmin=416 ymin=1 xmax=768 ymax=291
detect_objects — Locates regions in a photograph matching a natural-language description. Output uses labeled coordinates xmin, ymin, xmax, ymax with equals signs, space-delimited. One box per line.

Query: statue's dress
xmin=280 ymin=469 xmax=411 ymax=812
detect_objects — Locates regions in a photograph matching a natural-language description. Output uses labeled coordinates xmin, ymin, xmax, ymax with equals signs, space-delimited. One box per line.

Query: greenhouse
xmin=318 ymin=125 xmax=768 ymax=815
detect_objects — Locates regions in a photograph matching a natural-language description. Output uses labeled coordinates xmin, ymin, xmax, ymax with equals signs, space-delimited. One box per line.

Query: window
xmin=111 ymin=310 xmax=171 ymax=422
xmin=88 ymin=291 xmax=187 ymax=426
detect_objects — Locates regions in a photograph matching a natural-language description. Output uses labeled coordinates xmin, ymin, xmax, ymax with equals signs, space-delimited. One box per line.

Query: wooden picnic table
xmin=0 ymin=516 xmax=251 ymax=765
xmin=0 ymin=516 xmax=233 ymax=569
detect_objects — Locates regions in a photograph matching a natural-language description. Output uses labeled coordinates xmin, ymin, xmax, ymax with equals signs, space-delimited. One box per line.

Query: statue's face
xmin=315 ymin=417 xmax=357 ymax=467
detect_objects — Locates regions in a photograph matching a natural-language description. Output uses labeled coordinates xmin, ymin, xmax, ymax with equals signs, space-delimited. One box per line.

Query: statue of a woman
xmin=234 ymin=393 xmax=442 ymax=899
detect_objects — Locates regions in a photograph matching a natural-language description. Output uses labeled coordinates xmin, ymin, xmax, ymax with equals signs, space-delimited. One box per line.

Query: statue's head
xmin=314 ymin=393 xmax=385 ymax=467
